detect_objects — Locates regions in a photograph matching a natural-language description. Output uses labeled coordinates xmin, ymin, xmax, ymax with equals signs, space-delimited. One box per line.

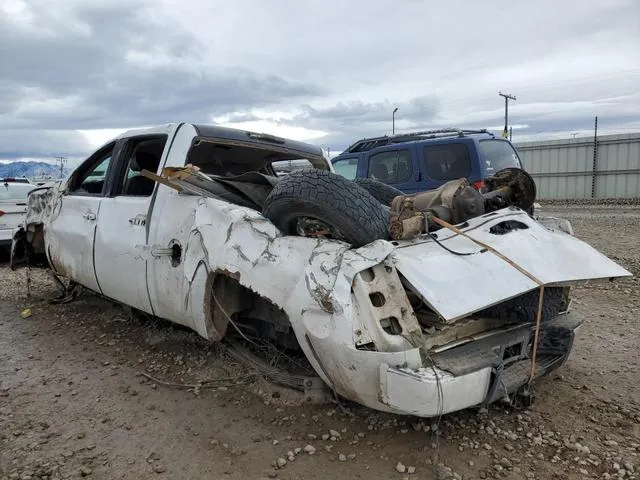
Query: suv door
xmin=364 ymin=147 xmax=418 ymax=192
xmin=46 ymin=142 xmax=117 ymax=293
xmin=92 ymin=129 xmax=175 ymax=313
xmin=419 ymin=141 xmax=479 ymax=190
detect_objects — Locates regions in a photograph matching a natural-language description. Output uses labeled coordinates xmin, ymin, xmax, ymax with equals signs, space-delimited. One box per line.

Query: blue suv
xmin=331 ymin=129 xmax=524 ymax=193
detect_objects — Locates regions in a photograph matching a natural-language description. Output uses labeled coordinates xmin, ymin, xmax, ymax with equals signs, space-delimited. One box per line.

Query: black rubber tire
xmin=352 ymin=178 xmax=404 ymax=206
xmin=262 ymin=170 xmax=389 ymax=247
xmin=478 ymin=287 xmax=565 ymax=323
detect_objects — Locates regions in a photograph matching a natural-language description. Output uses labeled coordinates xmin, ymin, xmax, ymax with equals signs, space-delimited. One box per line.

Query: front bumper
xmin=378 ymin=313 xmax=582 ymax=417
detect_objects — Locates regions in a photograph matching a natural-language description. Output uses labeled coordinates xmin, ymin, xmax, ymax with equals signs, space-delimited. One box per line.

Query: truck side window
xmin=117 ymin=136 xmax=168 ymax=197
xmin=367 ymin=150 xmax=411 ymax=183
xmin=423 ymin=144 xmax=471 ymax=180
xmin=68 ymin=143 xmax=116 ymax=196
xmin=332 ymin=157 xmax=359 ymax=180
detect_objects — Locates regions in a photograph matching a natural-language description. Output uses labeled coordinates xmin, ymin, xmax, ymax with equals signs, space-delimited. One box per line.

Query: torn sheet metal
xmin=177 ymin=196 xmax=407 ymax=397
xmin=187 ymin=197 xmax=395 ymax=316
xmin=24 ymin=184 xmax=59 ymax=225
xmin=393 ymin=208 xmax=631 ymax=322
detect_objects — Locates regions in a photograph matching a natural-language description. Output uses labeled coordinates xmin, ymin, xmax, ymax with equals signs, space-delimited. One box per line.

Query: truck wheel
xmin=353 ymin=178 xmax=404 ymax=206
xmin=478 ymin=286 xmax=566 ymax=323
xmin=262 ymin=170 xmax=389 ymax=247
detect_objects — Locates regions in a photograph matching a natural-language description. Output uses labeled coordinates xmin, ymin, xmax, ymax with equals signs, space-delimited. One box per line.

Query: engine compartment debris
xmin=389 ymin=168 xmax=538 ymax=240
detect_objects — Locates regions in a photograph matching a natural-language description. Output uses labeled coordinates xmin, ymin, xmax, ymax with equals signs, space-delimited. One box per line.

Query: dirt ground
xmin=1 ymin=204 xmax=639 ymax=480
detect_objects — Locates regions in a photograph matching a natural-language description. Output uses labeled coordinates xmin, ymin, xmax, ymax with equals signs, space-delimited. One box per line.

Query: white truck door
xmin=46 ymin=142 xmax=116 ymax=293
xmin=93 ymin=126 xmax=179 ymax=314
xmin=144 ymin=124 xmax=213 ymax=336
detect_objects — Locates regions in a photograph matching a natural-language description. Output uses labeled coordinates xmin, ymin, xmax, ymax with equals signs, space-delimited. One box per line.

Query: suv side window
xmin=367 ymin=150 xmax=411 ymax=183
xmin=423 ymin=144 xmax=471 ymax=180
xmin=332 ymin=157 xmax=359 ymax=180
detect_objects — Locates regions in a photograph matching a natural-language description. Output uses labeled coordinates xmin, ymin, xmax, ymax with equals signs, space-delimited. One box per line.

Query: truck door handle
xmin=83 ymin=212 xmax=96 ymax=221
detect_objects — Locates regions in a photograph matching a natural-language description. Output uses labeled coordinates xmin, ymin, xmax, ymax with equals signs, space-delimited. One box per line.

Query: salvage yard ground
xmin=1 ymin=204 xmax=639 ymax=480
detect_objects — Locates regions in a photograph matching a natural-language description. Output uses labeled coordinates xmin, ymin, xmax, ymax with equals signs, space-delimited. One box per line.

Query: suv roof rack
xmin=344 ymin=128 xmax=494 ymax=153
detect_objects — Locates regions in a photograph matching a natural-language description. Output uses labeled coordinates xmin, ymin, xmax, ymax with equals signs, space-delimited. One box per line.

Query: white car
xmin=0 ymin=180 xmax=37 ymax=250
xmin=11 ymin=123 xmax=631 ymax=417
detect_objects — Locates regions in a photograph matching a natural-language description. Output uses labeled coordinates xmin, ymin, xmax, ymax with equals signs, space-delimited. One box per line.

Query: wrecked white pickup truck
xmin=11 ymin=123 xmax=631 ymax=417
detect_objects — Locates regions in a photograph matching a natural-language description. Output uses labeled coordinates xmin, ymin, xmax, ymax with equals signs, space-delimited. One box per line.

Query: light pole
xmin=392 ymin=107 xmax=398 ymax=135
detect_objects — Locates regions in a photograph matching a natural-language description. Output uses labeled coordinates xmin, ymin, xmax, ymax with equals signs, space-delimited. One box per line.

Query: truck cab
xmin=331 ymin=129 xmax=523 ymax=193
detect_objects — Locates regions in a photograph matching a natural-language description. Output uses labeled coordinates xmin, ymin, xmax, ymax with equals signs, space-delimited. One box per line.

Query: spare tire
xmin=262 ymin=170 xmax=389 ymax=247
xmin=353 ymin=178 xmax=404 ymax=206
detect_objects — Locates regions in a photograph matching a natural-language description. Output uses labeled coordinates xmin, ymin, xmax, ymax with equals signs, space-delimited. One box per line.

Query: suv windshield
xmin=478 ymin=139 xmax=522 ymax=175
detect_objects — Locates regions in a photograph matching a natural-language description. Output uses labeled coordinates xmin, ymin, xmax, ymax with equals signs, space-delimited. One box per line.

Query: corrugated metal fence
xmin=515 ymin=133 xmax=640 ymax=199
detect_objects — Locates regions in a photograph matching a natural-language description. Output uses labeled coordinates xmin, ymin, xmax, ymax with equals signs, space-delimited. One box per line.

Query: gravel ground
xmin=1 ymin=205 xmax=639 ymax=480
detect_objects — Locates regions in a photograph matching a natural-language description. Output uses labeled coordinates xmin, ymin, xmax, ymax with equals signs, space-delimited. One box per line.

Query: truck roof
xmin=193 ymin=124 xmax=325 ymax=158
xmin=116 ymin=123 xmax=325 ymax=159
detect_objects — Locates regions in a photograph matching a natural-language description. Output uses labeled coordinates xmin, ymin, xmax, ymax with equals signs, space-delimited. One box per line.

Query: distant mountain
xmin=0 ymin=161 xmax=65 ymax=179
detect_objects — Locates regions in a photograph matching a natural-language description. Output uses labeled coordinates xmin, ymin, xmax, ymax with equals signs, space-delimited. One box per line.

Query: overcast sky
xmin=1 ymin=0 xmax=639 ymax=165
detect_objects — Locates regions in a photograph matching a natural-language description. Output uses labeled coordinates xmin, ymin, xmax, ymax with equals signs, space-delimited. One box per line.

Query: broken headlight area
xmin=345 ymin=253 xmax=581 ymax=413
xmin=350 ymin=259 xmax=424 ymax=354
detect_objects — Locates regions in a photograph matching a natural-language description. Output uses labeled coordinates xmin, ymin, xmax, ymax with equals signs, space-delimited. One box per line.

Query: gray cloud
xmin=297 ymin=96 xmax=438 ymax=124
xmin=0 ymin=129 xmax=92 ymax=161
xmin=1 ymin=0 xmax=639 ymax=161
xmin=285 ymin=96 xmax=440 ymax=150
xmin=0 ymin=0 xmax=325 ymax=133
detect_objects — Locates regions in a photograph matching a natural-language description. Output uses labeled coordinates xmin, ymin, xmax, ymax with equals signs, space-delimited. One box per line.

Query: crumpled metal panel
xmin=393 ymin=208 xmax=631 ymax=322
xmin=24 ymin=184 xmax=60 ymax=225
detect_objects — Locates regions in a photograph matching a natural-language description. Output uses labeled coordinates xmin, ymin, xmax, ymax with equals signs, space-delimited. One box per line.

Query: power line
xmin=54 ymin=156 xmax=67 ymax=179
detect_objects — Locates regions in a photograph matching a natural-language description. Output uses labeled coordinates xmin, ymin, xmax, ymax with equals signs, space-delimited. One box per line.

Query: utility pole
xmin=498 ymin=92 xmax=516 ymax=139
xmin=392 ymin=107 xmax=398 ymax=135
xmin=54 ymin=156 xmax=67 ymax=178
xmin=591 ymin=116 xmax=598 ymax=198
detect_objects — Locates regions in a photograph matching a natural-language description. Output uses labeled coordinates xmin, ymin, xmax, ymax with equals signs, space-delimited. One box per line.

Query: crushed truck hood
xmin=392 ymin=208 xmax=631 ymax=322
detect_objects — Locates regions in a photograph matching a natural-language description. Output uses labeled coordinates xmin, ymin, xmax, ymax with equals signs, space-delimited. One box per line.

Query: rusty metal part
xmin=389 ymin=213 xmax=425 ymax=240
xmin=389 ymin=178 xmax=485 ymax=239
xmin=388 ymin=168 xmax=536 ymax=240
xmin=389 ymin=195 xmax=426 ymax=240
xmin=483 ymin=167 xmax=537 ymax=212
xmin=225 ymin=338 xmax=331 ymax=404
xmin=449 ymin=186 xmax=485 ymax=223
